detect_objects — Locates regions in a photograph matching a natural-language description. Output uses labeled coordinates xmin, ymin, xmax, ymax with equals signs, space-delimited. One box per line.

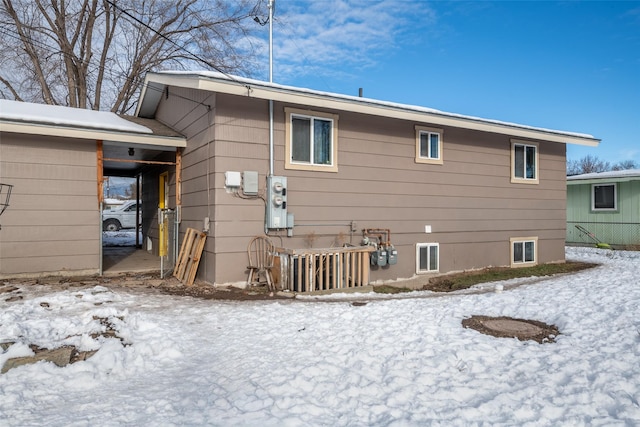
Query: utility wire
xmin=104 ymin=0 xmax=252 ymax=87
xmin=0 ymin=1 xmax=267 ymax=110
xmin=0 ymin=25 xmax=210 ymax=112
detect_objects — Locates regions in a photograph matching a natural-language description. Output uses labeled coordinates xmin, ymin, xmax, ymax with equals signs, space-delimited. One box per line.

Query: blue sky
xmin=252 ymin=0 xmax=640 ymax=165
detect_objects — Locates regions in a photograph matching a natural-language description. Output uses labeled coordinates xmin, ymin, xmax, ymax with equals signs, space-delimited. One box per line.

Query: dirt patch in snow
xmin=462 ymin=315 xmax=560 ymax=343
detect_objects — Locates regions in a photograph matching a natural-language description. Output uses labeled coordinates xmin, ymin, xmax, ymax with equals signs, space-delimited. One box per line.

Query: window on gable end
xmin=511 ymin=140 xmax=539 ymax=184
xmin=415 ymin=126 xmax=443 ymax=165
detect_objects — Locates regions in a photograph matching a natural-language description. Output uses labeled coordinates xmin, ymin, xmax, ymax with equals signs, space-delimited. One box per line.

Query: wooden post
xmin=296 ymin=256 xmax=302 ymax=292
xmin=96 ymin=140 xmax=103 ymax=206
xmin=176 ymin=148 xmax=182 ymax=207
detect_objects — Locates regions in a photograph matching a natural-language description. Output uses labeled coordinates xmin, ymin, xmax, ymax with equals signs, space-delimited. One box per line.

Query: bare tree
xmin=0 ymin=0 xmax=265 ymax=113
xmin=567 ymin=155 xmax=638 ymax=175
xmin=567 ymin=155 xmax=611 ymax=176
xmin=611 ymin=160 xmax=638 ymax=171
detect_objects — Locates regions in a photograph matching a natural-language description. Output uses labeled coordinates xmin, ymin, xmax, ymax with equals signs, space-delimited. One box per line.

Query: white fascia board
xmin=1 ymin=121 xmax=186 ymax=148
xmin=136 ymin=81 xmax=165 ymax=118
xmin=235 ymin=83 xmax=600 ymax=147
xmin=567 ymin=176 xmax=640 ymax=185
xmin=144 ymin=72 xmax=600 ymax=147
xmin=135 ymin=73 xmax=204 ymax=118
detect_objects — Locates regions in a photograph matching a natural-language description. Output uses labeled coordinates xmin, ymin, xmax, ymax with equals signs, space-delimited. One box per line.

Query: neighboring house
xmin=0 ymin=99 xmax=186 ymax=278
xmin=131 ymin=71 xmax=599 ymax=288
xmin=567 ymin=169 xmax=640 ymax=248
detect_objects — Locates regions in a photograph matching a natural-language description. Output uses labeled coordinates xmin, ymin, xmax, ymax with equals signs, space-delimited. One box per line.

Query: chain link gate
xmin=160 ymin=209 xmax=177 ymax=278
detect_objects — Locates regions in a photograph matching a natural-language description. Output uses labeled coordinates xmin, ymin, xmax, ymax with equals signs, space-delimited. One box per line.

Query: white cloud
xmin=264 ymin=0 xmax=436 ymax=81
xmin=619 ymin=148 xmax=640 ymax=161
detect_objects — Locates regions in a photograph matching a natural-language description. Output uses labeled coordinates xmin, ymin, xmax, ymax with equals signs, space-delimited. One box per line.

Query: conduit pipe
xmin=364 ymin=228 xmax=392 ymax=246
xmin=268 ymin=0 xmax=274 ymax=176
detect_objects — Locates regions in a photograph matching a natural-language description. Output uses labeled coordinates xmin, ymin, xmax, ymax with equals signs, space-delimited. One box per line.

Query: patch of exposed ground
xmin=462 ymin=315 xmax=560 ymax=343
xmin=161 ymin=282 xmax=295 ymax=301
xmin=424 ymin=261 xmax=597 ymax=293
xmin=1 ymin=316 xmax=125 ymax=373
xmin=2 ymin=261 xmax=599 ymax=303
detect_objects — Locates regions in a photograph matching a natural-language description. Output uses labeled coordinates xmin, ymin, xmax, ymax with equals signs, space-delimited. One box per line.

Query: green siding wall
xmin=567 ymin=180 xmax=640 ymax=245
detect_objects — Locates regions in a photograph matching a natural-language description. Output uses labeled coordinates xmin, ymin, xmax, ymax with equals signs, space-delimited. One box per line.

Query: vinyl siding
xmin=155 ymin=88 xmax=568 ymax=285
xmin=567 ymin=180 xmax=640 ymax=245
xmin=0 ymin=133 xmax=100 ymax=277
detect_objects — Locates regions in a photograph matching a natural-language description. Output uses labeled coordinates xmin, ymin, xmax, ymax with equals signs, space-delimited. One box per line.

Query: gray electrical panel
xmin=242 ymin=171 xmax=259 ymax=195
xmin=266 ymin=175 xmax=287 ymax=229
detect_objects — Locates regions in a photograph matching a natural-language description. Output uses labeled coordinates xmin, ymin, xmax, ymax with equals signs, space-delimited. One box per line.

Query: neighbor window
xmin=415 ymin=126 xmax=443 ymax=164
xmin=416 ymin=243 xmax=439 ymax=273
xmin=592 ymin=183 xmax=617 ymax=211
xmin=511 ymin=140 xmax=539 ymax=184
xmin=510 ymin=237 xmax=537 ymax=267
xmin=285 ymin=107 xmax=338 ymax=172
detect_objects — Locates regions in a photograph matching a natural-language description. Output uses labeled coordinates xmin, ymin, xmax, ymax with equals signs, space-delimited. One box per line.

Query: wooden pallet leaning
xmin=173 ymin=228 xmax=207 ymax=285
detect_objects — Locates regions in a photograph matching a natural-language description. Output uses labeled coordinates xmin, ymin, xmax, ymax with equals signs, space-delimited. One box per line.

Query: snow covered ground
xmin=102 ymin=230 xmax=140 ymax=247
xmin=1 ymin=247 xmax=639 ymax=426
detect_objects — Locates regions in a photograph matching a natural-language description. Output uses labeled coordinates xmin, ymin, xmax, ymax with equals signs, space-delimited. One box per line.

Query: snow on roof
xmin=0 ymin=99 xmax=152 ymax=134
xmin=153 ymin=70 xmax=598 ymax=141
xmin=567 ymin=169 xmax=640 ymax=181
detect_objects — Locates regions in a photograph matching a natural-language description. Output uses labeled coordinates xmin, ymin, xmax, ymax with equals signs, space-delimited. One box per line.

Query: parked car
xmin=102 ymin=200 xmax=141 ymax=231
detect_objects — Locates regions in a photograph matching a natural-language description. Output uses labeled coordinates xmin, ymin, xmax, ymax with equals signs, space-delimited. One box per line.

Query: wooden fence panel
xmin=275 ymin=246 xmax=374 ymax=293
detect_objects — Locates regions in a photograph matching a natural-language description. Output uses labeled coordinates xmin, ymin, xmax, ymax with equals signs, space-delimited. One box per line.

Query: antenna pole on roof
xmin=268 ymin=0 xmax=275 ymax=176
xmin=269 ymin=0 xmax=274 ymax=83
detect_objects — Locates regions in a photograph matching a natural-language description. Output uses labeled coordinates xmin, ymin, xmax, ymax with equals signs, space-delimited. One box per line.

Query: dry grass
xmin=424 ymin=261 xmax=598 ymax=293
xmin=372 ymin=285 xmax=413 ymax=294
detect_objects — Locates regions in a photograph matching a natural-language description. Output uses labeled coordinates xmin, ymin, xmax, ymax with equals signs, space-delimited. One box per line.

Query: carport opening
xmin=101 ymin=174 xmax=157 ymax=274
xmin=102 ymin=176 xmax=142 ymax=248
xmin=99 ymin=137 xmax=180 ymax=275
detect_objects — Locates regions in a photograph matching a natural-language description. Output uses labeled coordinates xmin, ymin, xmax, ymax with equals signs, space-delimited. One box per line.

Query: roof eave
xmin=1 ymin=120 xmax=186 ymax=148
xmin=139 ymin=72 xmax=600 ymax=147
xmin=567 ymin=176 xmax=640 ymax=185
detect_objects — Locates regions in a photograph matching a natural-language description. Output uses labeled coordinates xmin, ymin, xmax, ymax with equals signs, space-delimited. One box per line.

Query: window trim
xmin=415 ymin=125 xmax=444 ymax=165
xmin=285 ymin=107 xmax=339 ymax=172
xmin=591 ymin=183 xmax=617 ymax=211
xmin=510 ymin=237 xmax=538 ymax=267
xmin=416 ymin=242 xmax=440 ymax=274
xmin=510 ymin=140 xmax=539 ymax=184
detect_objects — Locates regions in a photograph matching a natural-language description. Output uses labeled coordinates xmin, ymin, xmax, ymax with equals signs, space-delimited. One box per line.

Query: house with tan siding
xmin=0 ymin=99 xmax=185 ymax=279
xmin=131 ymin=71 xmax=599 ymax=289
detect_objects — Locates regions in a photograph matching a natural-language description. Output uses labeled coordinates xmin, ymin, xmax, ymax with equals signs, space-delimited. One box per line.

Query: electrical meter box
xmin=266 ymin=175 xmax=288 ymax=229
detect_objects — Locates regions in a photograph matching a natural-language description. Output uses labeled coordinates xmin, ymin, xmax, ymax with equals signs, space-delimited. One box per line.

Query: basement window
xmin=510 ymin=237 xmax=537 ymax=267
xmin=416 ymin=243 xmax=439 ymax=273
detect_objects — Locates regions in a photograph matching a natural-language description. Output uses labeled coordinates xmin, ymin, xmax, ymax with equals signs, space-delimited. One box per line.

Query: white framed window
xmin=592 ymin=183 xmax=617 ymax=211
xmin=415 ymin=126 xmax=443 ymax=164
xmin=511 ymin=140 xmax=539 ymax=184
xmin=510 ymin=237 xmax=538 ymax=267
xmin=416 ymin=243 xmax=439 ymax=273
xmin=285 ymin=107 xmax=339 ymax=172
